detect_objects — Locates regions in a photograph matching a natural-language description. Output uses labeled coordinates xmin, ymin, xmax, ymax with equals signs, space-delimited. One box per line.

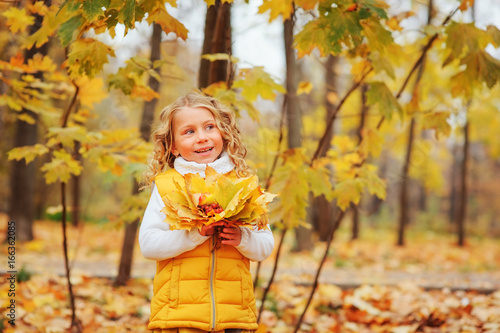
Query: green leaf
xmin=421 ymin=111 xmax=451 ymax=139
xmin=443 ymin=22 xmax=491 ymax=66
xmin=117 ymin=0 xmax=136 ymax=30
xmin=58 ymin=15 xmax=83 ymax=46
xmin=360 ymin=18 xmax=393 ymax=54
xmin=82 ymin=0 xmax=110 ymax=21
xmin=461 ymin=49 xmax=500 ymax=89
xmin=487 ymin=25 xmax=500 ymax=47
xmin=369 ymin=51 xmax=395 ymax=79
xmin=366 ymin=82 xmax=403 ymax=121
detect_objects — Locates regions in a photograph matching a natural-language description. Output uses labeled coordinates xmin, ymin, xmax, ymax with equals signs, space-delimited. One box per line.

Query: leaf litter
xmin=0 ymin=217 xmax=499 ymax=332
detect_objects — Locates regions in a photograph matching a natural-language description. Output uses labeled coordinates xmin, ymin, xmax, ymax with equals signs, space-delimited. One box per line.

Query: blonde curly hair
xmin=143 ymin=91 xmax=252 ymax=186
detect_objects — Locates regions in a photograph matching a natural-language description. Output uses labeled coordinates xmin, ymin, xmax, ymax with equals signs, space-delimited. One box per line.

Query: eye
xmin=206 ymin=124 xmax=215 ymax=130
xmin=184 ymin=129 xmax=194 ymax=135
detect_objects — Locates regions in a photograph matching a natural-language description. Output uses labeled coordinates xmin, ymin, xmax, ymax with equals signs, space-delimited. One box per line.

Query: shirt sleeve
xmin=138 ymin=183 xmax=210 ymax=261
xmin=235 ymin=224 xmax=275 ymax=262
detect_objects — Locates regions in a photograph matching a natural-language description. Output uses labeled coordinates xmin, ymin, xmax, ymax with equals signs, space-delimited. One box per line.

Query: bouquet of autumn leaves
xmin=161 ymin=167 xmax=277 ymax=235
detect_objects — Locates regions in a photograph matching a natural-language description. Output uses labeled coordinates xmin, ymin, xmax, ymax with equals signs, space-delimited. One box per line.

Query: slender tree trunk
xmin=397 ymin=0 xmax=433 ymax=246
xmin=8 ymin=0 xmax=50 ymax=242
xmin=198 ymin=0 xmax=232 ymax=89
xmin=312 ymin=55 xmax=338 ymax=242
xmin=283 ymin=14 xmax=310 ymax=251
xmin=457 ymin=120 xmax=469 ymax=246
xmin=115 ymin=23 xmax=163 ymax=286
xmin=448 ymin=144 xmax=459 ymax=224
xmin=351 ymin=83 xmax=368 ymax=240
xmin=397 ymin=118 xmax=415 ymax=246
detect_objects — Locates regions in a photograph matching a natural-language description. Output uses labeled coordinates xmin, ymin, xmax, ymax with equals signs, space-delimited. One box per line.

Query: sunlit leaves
xmin=444 ymin=23 xmax=500 ymax=96
xmin=258 ymin=0 xmax=294 ymax=22
xmin=147 ymin=3 xmax=189 ymax=40
xmin=366 ymin=82 xmax=403 ymax=121
xmin=7 ymin=144 xmax=49 ymax=164
xmin=66 ymin=38 xmax=115 ymax=78
xmin=58 ymin=15 xmax=83 ymax=46
xmin=270 ymin=149 xmax=332 ymax=229
xmin=294 ymin=0 xmax=392 ymax=58
xmin=202 ymin=82 xmax=260 ymax=120
xmin=297 ymin=81 xmax=313 ymax=95
xmin=40 ymin=150 xmax=83 ymax=184
xmin=108 ymin=57 xmax=162 ymax=101
xmin=2 ymin=7 xmax=35 ymax=33
xmin=232 ymin=67 xmax=286 ymax=102
xmin=81 ymin=0 xmax=109 ymax=21
xmin=420 ymin=112 xmax=452 ymax=139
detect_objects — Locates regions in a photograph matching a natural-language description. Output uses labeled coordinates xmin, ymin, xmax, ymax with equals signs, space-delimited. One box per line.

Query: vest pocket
xmin=170 ymin=263 xmax=181 ymax=309
xmin=238 ymin=264 xmax=251 ymax=310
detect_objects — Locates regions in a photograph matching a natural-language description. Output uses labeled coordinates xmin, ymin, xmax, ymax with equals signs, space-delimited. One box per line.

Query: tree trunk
xmin=351 ymin=83 xmax=368 ymax=240
xmin=7 ymin=0 xmax=50 ymax=242
xmin=115 ymin=23 xmax=162 ymax=286
xmin=313 ymin=55 xmax=338 ymax=242
xmin=198 ymin=0 xmax=232 ymax=89
xmin=283 ymin=14 xmax=310 ymax=251
xmin=397 ymin=0 xmax=432 ymax=246
xmin=397 ymin=118 xmax=415 ymax=246
xmin=448 ymin=143 xmax=459 ymax=224
xmin=457 ymin=120 xmax=469 ymax=246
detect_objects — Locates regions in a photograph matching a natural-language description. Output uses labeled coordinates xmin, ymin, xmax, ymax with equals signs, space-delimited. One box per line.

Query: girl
xmin=139 ymin=91 xmax=275 ymax=333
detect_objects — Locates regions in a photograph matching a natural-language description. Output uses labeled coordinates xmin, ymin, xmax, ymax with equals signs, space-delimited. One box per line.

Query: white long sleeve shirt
xmin=138 ymin=154 xmax=275 ymax=262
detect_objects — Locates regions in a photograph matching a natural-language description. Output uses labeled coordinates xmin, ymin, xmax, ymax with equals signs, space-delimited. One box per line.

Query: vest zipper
xmin=210 ymin=236 xmax=217 ymax=331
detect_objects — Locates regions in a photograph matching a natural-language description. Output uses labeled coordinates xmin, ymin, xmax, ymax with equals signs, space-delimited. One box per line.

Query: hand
xmin=199 ymin=221 xmax=226 ymax=237
xmin=219 ymin=223 xmax=241 ymax=246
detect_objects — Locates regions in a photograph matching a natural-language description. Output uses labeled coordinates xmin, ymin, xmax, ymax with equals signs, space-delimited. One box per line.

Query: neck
xmin=174 ymin=151 xmax=234 ymax=177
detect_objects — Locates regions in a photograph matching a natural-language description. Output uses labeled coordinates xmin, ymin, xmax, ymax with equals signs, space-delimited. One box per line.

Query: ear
xmin=171 ymin=144 xmax=179 ymax=157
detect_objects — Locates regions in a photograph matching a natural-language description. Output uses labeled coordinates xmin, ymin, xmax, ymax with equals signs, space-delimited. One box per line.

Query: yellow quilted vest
xmin=148 ymin=169 xmax=258 ymax=332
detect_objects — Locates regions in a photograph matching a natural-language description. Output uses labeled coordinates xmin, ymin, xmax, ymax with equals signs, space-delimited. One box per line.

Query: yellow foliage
xmin=76 ymin=76 xmax=107 ymax=108
xmin=40 ymin=150 xmax=83 ymax=184
xmin=297 ymin=81 xmax=313 ymax=95
xmin=2 ymin=7 xmax=34 ymax=33
xmin=258 ymin=0 xmax=294 ymax=22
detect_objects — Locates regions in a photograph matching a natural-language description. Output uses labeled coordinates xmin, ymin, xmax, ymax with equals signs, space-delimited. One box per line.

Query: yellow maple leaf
xmin=295 ymin=0 xmax=320 ymax=10
xmin=359 ymin=128 xmax=384 ymax=158
xmin=163 ymin=167 xmax=276 ymax=231
xmin=147 ymin=5 xmax=189 ymax=41
xmin=76 ymin=76 xmax=107 ymax=108
xmin=131 ymin=85 xmax=160 ymax=102
xmin=40 ymin=150 xmax=82 ymax=184
xmin=258 ymin=0 xmax=294 ymax=22
xmin=7 ymin=143 xmax=49 ymax=164
xmin=459 ymin=0 xmax=474 ymax=11
xmin=29 ymin=1 xmax=49 ymax=15
xmin=2 ymin=7 xmax=34 ymax=33
xmin=297 ymin=81 xmax=313 ymax=95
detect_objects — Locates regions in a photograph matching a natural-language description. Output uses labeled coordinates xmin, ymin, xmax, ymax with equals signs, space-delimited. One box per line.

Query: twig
xmin=293 ymin=211 xmax=345 ymax=332
xmin=253 ymin=94 xmax=287 ymax=290
xmin=376 ymin=6 xmax=459 ymax=130
xmin=311 ymin=68 xmax=373 ymax=163
xmin=257 ymin=228 xmax=288 ymax=322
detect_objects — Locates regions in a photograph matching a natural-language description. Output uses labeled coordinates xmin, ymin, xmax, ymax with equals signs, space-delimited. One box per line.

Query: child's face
xmin=172 ymin=107 xmax=224 ymax=164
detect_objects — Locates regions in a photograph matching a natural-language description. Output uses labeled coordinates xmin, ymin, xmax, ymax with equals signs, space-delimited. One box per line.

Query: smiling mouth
xmin=196 ymin=147 xmax=213 ymax=153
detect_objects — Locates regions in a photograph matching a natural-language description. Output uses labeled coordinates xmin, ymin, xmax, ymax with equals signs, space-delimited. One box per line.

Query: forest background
xmin=1 ymin=0 xmax=500 ymax=332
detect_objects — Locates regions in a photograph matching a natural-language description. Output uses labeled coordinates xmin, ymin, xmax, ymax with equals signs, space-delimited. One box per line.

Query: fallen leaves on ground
xmin=0 ymin=218 xmax=499 ymax=332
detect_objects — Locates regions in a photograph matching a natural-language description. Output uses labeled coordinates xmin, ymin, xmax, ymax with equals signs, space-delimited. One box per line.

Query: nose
xmin=196 ymin=130 xmax=208 ymax=142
